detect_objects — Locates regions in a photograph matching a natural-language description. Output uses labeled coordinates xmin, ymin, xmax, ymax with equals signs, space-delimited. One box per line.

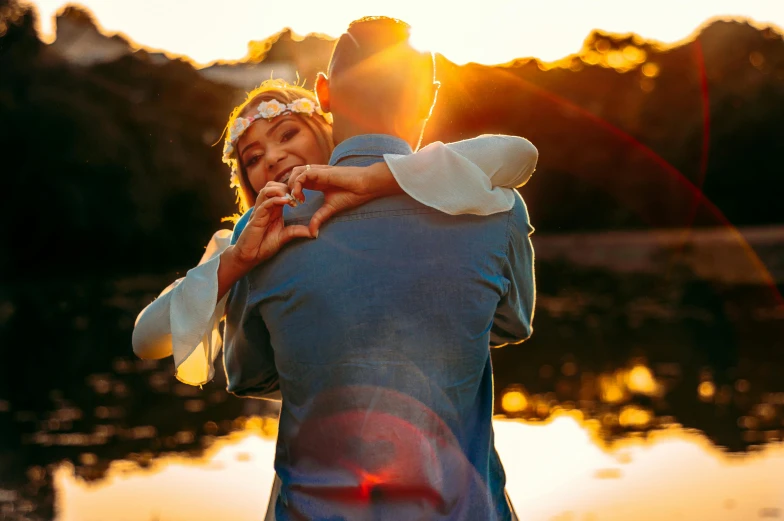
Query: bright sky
xmin=30 ymin=0 xmax=784 ymax=66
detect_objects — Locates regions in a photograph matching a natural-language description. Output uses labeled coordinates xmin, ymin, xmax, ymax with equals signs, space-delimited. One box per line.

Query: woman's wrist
xmin=222 ymin=245 xmax=257 ymax=274
xmin=216 ymin=245 xmax=257 ymax=300
xmin=370 ymin=161 xmax=404 ymax=197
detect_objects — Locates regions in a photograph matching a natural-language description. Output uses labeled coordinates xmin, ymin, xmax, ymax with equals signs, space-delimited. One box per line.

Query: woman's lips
xmin=276 ymin=166 xmax=298 ymax=184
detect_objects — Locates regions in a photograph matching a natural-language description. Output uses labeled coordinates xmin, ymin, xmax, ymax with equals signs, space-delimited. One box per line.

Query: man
xmin=224 ymin=17 xmax=535 ymax=520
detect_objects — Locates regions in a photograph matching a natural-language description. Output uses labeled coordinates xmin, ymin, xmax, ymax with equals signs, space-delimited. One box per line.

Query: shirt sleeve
xmin=131 ymin=230 xmax=233 ymax=386
xmin=490 ymin=194 xmax=536 ymax=347
xmin=383 ymin=135 xmax=538 ymax=216
xmin=222 ymin=273 xmax=281 ymax=400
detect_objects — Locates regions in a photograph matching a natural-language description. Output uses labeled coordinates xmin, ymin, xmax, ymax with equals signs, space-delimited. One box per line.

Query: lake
xmin=1 ymin=225 xmax=782 ymax=520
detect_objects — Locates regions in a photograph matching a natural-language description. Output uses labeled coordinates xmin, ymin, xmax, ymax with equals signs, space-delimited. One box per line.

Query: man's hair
xmin=329 ymin=16 xmax=434 ymax=92
xmin=328 ymin=17 xmax=431 ymax=78
xmin=326 ymin=17 xmax=436 ymax=138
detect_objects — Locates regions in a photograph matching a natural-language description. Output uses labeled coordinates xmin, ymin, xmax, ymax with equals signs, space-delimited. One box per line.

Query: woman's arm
xmin=131 ymin=187 xmax=311 ymax=386
xmin=445 ymin=134 xmax=538 ymax=188
xmin=286 ymin=134 xmax=539 ymax=232
xmin=384 ymin=134 xmax=538 ymax=215
xmin=131 ymin=230 xmax=233 ymax=386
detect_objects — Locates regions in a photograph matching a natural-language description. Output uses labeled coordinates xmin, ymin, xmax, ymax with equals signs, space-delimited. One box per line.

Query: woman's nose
xmin=266 ymin=145 xmax=287 ymax=167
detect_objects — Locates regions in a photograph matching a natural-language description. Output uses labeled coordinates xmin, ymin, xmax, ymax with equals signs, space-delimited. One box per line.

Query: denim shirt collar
xmin=329 ymin=134 xmax=413 ymax=166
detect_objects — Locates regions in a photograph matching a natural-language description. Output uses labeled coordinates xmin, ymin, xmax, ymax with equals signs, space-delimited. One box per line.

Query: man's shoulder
xmin=331 ymin=194 xmax=522 ymax=238
xmin=508 ymin=191 xmax=533 ymax=236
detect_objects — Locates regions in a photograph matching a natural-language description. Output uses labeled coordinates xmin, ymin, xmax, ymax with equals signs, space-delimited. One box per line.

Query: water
xmin=53 ymin=416 xmax=784 ymax=521
xmin=1 ymin=226 xmax=783 ymax=520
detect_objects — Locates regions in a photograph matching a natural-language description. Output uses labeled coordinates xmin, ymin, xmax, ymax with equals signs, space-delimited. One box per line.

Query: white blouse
xmin=131 ymin=135 xmax=538 ymax=386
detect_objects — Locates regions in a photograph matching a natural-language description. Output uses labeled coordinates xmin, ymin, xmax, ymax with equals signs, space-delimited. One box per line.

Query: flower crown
xmin=222 ymin=97 xmax=329 ymax=188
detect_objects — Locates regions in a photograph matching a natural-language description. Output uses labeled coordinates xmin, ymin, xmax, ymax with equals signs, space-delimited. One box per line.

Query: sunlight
xmin=29 ymin=0 xmax=784 ymax=66
xmin=55 ymin=414 xmax=784 ymax=521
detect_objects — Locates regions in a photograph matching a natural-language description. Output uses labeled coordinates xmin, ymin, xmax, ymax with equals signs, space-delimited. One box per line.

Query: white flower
xmin=288 ymin=98 xmax=316 ymax=115
xmin=228 ymin=117 xmax=251 ymax=143
xmin=229 ymin=168 xmax=241 ymax=189
xmin=222 ymin=141 xmax=235 ymax=163
xmin=257 ymin=99 xmax=288 ymax=119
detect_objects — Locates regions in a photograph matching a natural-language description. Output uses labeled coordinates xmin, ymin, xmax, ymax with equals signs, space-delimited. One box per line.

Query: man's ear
xmin=315 ymin=73 xmax=331 ymax=113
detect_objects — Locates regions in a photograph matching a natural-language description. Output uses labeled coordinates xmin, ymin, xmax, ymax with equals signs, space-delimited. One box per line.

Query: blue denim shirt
xmin=226 ymin=134 xmax=535 ymax=520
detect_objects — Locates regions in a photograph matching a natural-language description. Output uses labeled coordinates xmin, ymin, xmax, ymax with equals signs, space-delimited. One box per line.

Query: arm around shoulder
xmin=383 ymin=134 xmax=538 ymax=216
xmin=443 ymin=134 xmax=539 ymax=188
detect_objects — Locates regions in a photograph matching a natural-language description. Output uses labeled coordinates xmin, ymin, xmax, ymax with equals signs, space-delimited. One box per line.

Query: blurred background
xmin=1 ymin=0 xmax=783 ymax=519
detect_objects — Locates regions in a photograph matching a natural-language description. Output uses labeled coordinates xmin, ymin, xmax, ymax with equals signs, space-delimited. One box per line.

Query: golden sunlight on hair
xmin=221 ymin=79 xmax=333 ymax=215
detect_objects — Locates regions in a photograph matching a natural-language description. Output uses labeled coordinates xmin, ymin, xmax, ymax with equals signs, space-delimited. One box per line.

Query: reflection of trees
xmin=0 ymin=275 xmax=277 ymax=520
xmin=492 ymin=256 xmax=783 ymax=451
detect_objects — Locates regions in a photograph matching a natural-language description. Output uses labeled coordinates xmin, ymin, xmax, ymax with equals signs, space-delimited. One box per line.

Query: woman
xmin=132 ymin=79 xmax=539 ymax=388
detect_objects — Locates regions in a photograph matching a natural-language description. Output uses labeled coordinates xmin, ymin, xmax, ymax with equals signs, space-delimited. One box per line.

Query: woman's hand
xmin=231 ymin=182 xmax=314 ymax=267
xmin=287 ymin=162 xmax=404 ymax=235
xmin=216 ymin=183 xmax=313 ymax=301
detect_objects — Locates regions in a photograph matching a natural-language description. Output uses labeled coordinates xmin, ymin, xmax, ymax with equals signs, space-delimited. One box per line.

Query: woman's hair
xmin=223 ymin=79 xmax=334 ymax=214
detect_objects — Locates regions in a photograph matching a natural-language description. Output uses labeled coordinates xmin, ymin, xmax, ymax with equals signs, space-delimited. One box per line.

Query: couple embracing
xmin=133 ymin=16 xmax=536 ymax=521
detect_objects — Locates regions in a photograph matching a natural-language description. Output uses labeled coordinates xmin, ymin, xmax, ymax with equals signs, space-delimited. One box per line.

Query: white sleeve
xmin=384 ymin=135 xmax=538 ymax=215
xmin=131 ymin=229 xmax=232 ymax=386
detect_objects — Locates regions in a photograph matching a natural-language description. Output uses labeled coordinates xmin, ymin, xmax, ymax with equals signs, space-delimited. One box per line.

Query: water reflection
xmin=3 ymin=227 xmax=783 ymax=519
xmin=53 ymin=414 xmax=784 ymax=521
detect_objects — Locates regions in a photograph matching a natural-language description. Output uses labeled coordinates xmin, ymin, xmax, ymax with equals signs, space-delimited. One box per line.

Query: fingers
xmin=288 ymin=164 xmax=330 ymax=202
xmin=252 ymin=196 xmax=317 ymax=240
xmin=260 ymin=182 xmax=289 ymax=200
xmin=308 ymin=202 xmax=339 ymax=237
xmin=250 ymin=196 xmax=292 ymax=223
xmin=255 ymin=182 xmax=296 ymax=211
xmin=291 ymin=170 xmax=327 ymax=203
xmin=259 ymin=196 xmax=292 ymax=212
xmin=278 ymin=224 xmax=315 ymax=245
xmin=286 ymin=166 xmax=309 ymax=202
xmin=287 ymin=165 xmax=320 ymax=188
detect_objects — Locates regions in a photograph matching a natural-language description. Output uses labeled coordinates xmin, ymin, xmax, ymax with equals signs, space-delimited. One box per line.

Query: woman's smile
xmin=237 ymin=113 xmax=327 ymax=191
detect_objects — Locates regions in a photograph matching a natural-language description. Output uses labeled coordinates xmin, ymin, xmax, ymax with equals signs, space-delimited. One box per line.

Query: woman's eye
xmin=245 ymin=154 xmax=263 ymax=167
xmin=281 ymin=128 xmax=299 ymax=142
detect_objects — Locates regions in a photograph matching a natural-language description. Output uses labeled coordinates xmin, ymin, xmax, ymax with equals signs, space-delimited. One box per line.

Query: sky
xmin=28 ymin=0 xmax=784 ymax=66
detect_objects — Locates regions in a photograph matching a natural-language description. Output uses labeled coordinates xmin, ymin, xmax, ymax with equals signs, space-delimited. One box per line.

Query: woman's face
xmin=237 ymin=112 xmax=328 ymax=192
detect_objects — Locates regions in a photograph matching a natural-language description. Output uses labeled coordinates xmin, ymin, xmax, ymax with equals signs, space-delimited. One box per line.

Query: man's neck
xmin=332 ymin=121 xmax=417 ymax=150
xmin=332 ymin=124 xmax=391 ymax=145
xmin=328 ymin=134 xmax=414 ymax=167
